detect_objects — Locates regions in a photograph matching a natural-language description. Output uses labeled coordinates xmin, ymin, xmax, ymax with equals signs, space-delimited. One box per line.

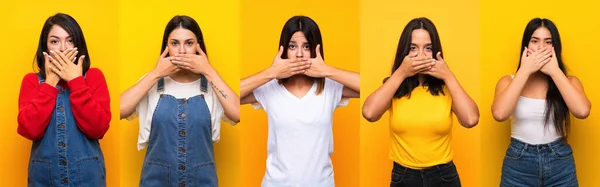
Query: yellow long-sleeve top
xmin=389 ymin=86 xmax=453 ymax=169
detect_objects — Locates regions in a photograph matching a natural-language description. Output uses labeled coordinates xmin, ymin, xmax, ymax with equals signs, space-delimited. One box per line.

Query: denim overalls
xmin=28 ymin=74 xmax=106 ymax=187
xmin=139 ymin=76 xmax=217 ymax=187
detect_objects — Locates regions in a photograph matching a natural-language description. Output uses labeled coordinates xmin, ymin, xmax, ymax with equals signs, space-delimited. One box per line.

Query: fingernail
xmin=50 ymin=50 xmax=54 ymax=53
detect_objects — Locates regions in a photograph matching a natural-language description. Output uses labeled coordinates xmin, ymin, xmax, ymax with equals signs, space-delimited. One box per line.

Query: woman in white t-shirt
xmin=240 ymin=15 xmax=360 ymax=187
xmin=119 ymin=15 xmax=240 ymax=187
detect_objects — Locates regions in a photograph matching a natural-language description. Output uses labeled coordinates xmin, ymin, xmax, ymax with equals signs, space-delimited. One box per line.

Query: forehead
xmin=531 ymin=27 xmax=552 ymax=39
xmin=168 ymin=27 xmax=196 ymax=40
xmin=411 ymin=29 xmax=431 ymax=44
xmin=48 ymin=25 xmax=70 ymax=38
xmin=290 ymin=31 xmax=307 ymax=42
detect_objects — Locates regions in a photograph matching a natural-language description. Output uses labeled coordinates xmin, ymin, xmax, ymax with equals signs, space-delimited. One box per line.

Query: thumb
xmin=436 ymin=52 xmax=443 ymax=61
xmin=160 ymin=47 xmax=169 ymax=58
xmin=77 ymin=55 xmax=85 ymax=67
xmin=276 ymin=46 xmax=284 ymax=59
xmin=521 ymin=47 xmax=528 ymax=58
xmin=315 ymin=44 xmax=322 ymax=59
xmin=196 ymin=44 xmax=206 ymax=56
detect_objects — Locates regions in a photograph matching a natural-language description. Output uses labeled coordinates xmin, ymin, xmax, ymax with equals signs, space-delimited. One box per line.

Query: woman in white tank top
xmin=491 ymin=18 xmax=590 ymax=187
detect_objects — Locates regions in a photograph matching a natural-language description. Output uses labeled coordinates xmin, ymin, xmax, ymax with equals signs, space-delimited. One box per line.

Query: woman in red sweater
xmin=17 ymin=13 xmax=111 ymax=186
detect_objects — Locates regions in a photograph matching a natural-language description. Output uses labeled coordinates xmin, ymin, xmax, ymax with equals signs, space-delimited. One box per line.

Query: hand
xmin=423 ymin=52 xmax=453 ymax=81
xmin=267 ymin=46 xmax=311 ymax=79
xmin=151 ymin=47 xmax=180 ymax=78
xmin=48 ymin=48 xmax=83 ymax=81
xmin=396 ymin=53 xmax=435 ymax=77
xmin=540 ymin=47 xmax=561 ymax=75
xmin=519 ymin=47 xmax=551 ymax=75
xmin=170 ymin=44 xmax=213 ymax=75
xmin=304 ymin=44 xmax=331 ymax=78
xmin=42 ymin=52 xmax=60 ymax=86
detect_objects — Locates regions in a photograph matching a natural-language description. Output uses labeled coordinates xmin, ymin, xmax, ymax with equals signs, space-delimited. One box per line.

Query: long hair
xmin=517 ymin=18 xmax=570 ymax=138
xmin=161 ymin=15 xmax=207 ymax=57
xmin=389 ymin=17 xmax=445 ymax=98
xmin=35 ymin=13 xmax=90 ymax=78
xmin=277 ymin=15 xmax=325 ymax=95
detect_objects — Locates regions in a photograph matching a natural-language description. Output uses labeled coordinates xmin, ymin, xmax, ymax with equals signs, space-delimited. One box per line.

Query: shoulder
xmin=85 ymin=68 xmax=105 ymax=78
xmin=495 ymin=75 xmax=513 ymax=89
xmin=22 ymin=73 xmax=39 ymax=82
xmin=567 ymin=75 xmax=584 ymax=87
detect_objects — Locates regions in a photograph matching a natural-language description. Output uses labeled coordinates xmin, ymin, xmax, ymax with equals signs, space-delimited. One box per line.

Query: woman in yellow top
xmin=362 ymin=17 xmax=479 ymax=187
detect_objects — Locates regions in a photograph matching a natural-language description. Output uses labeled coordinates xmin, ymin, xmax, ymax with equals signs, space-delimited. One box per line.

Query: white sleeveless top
xmin=510 ymin=75 xmax=561 ymax=144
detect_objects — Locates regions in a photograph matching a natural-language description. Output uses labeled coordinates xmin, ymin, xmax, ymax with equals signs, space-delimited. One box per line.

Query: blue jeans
xmin=390 ymin=161 xmax=461 ymax=187
xmin=501 ymin=138 xmax=578 ymax=187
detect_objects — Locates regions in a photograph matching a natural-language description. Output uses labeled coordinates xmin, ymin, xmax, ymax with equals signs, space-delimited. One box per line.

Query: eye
xmin=288 ymin=44 xmax=296 ymax=49
xmin=410 ymin=46 xmax=416 ymax=51
xmin=531 ymin=40 xmax=537 ymax=44
xmin=186 ymin=41 xmax=194 ymax=46
xmin=50 ymin=40 xmax=58 ymax=44
xmin=67 ymin=39 xmax=73 ymax=44
xmin=425 ymin=46 xmax=432 ymax=51
xmin=545 ymin=41 xmax=552 ymax=45
xmin=303 ymin=44 xmax=310 ymax=50
xmin=171 ymin=41 xmax=178 ymax=46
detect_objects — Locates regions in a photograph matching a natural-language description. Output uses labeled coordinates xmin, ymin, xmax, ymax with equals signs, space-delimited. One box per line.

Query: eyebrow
xmin=410 ymin=43 xmax=432 ymax=46
xmin=531 ymin=36 xmax=552 ymax=40
xmin=49 ymin=35 xmax=71 ymax=39
xmin=170 ymin=38 xmax=195 ymax=42
xmin=289 ymin=40 xmax=309 ymax=44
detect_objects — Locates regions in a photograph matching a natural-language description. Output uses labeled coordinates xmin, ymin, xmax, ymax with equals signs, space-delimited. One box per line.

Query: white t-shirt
xmin=133 ymin=76 xmax=227 ymax=151
xmin=252 ymin=78 xmax=348 ymax=187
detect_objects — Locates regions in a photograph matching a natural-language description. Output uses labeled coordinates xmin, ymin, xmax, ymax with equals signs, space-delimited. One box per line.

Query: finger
xmin=48 ymin=64 xmax=61 ymax=75
xmin=160 ymin=47 xmax=169 ymax=58
xmin=315 ymin=44 xmax=322 ymax=59
xmin=294 ymin=57 xmax=309 ymax=62
xmin=48 ymin=55 xmax=64 ymax=70
xmin=171 ymin=60 xmax=192 ymax=68
xmin=436 ymin=52 xmax=443 ymax=61
xmin=276 ymin=46 xmax=284 ymax=59
xmin=521 ymin=47 xmax=529 ymax=58
xmin=292 ymin=70 xmax=306 ymax=75
xmin=413 ymin=63 xmax=433 ymax=72
xmin=50 ymin=50 xmax=68 ymax=66
xmin=43 ymin=52 xmax=50 ymax=64
xmin=65 ymin=48 xmax=77 ymax=61
xmin=412 ymin=58 xmax=435 ymax=67
xmin=77 ymin=55 xmax=86 ymax=67
xmin=69 ymin=50 xmax=78 ymax=63
xmin=170 ymin=56 xmax=193 ymax=63
xmin=196 ymin=44 xmax=206 ymax=56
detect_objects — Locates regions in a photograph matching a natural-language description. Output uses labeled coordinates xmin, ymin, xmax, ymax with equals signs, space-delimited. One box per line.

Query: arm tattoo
xmin=210 ymin=81 xmax=228 ymax=99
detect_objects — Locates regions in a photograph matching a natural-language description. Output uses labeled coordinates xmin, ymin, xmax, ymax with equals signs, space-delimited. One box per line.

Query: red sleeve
xmin=17 ymin=73 xmax=58 ymax=140
xmin=68 ymin=68 xmax=111 ymax=139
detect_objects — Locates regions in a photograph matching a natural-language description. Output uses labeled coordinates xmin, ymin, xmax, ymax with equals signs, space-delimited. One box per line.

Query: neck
xmin=169 ymin=70 xmax=201 ymax=83
xmin=284 ymin=75 xmax=314 ymax=87
xmin=417 ymin=74 xmax=426 ymax=85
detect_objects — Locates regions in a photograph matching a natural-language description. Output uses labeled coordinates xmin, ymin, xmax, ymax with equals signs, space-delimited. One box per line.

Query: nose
xmin=178 ymin=45 xmax=186 ymax=54
xmin=295 ymin=48 xmax=304 ymax=58
xmin=59 ymin=42 xmax=67 ymax=52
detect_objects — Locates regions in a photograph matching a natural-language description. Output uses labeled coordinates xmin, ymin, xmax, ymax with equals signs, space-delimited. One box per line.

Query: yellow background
xmin=359 ymin=0 xmax=481 ymax=186
xmin=0 ymin=1 xmax=121 ymax=186
xmin=118 ymin=0 xmax=241 ymax=187
xmin=480 ymin=1 xmax=600 ymax=186
xmin=240 ymin=0 xmax=360 ymax=186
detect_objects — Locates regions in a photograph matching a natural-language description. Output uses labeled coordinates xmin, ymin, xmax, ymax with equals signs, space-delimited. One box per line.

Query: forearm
xmin=325 ymin=66 xmax=360 ymax=92
xmin=204 ymin=68 xmax=240 ymax=123
xmin=492 ymin=71 xmax=528 ymax=121
xmin=445 ymin=75 xmax=479 ymax=128
xmin=240 ymin=68 xmax=273 ymax=98
xmin=120 ymin=72 xmax=160 ymax=119
xmin=362 ymin=70 xmax=405 ymax=122
xmin=550 ymin=71 xmax=591 ymax=118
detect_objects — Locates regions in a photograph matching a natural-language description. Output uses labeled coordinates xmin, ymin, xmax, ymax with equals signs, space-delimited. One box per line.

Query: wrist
xmin=323 ymin=65 xmax=335 ymax=78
